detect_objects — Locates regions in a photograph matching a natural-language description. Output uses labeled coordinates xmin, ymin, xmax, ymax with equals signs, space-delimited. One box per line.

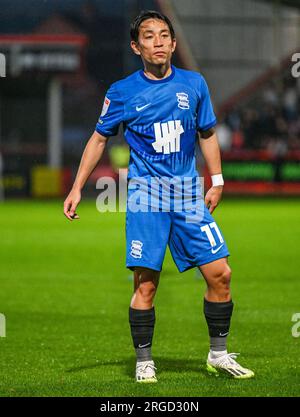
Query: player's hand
xmin=63 ymin=188 xmax=81 ymax=221
xmin=204 ymin=186 xmax=223 ymax=214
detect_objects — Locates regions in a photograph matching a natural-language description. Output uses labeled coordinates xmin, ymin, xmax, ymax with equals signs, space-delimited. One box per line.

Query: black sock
xmin=129 ymin=306 xmax=155 ymax=362
xmin=204 ymin=298 xmax=234 ymax=352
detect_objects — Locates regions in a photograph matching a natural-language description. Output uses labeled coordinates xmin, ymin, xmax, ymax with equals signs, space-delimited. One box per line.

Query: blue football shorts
xmin=126 ymin=202 xmax=230 ymax=273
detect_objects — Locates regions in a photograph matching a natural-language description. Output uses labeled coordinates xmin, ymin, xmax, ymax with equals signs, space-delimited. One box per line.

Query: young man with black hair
xmin=64 ymin=10 xmax=254 ymax=382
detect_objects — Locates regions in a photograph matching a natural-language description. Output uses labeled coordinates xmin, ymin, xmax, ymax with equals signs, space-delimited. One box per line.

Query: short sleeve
xmin=196 ymin=76 xmax=217 ymax=132
xmin=95 ymin=83 xmax=123 ymax=137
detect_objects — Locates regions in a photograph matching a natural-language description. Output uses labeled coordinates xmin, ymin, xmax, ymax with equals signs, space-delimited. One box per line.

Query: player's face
xmin=131 ymin=18 xmax=176 ymax=66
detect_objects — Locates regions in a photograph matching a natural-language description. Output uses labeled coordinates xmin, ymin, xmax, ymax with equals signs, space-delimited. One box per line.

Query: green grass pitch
xmin=0 ymin=198 xmax=300 ymax=397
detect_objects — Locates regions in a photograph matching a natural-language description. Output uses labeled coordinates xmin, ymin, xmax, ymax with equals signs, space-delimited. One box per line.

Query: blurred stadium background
xmin=0 ymin=0 xmax=300 ymax=397
xmin=0 ymin=0 xmax=299 ymax=198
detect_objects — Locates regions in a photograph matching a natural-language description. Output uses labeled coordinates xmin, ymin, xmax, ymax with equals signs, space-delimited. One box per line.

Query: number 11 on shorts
xmin=201 ymin=222 xmax=224 ymax=247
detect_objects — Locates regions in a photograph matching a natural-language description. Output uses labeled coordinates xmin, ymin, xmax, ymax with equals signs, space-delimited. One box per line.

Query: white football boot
xmin=136 ymin=360 xmax=157 ymax=383
xmin=207 ymin=352 xmax=255 ymax=379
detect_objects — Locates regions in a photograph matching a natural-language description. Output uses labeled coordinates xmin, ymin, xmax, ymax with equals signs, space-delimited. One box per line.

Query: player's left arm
xmin=198 ymin=127 xmax=224 ymax=214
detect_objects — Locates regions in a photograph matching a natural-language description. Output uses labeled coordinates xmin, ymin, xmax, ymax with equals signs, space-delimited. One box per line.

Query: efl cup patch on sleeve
xmin=100 ymin=96 xmax=111 ymax=117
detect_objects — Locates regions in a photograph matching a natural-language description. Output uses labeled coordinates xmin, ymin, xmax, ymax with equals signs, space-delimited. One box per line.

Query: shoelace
xmin=217 ymin=352 xmax=241 ymax=367
xmin=137 ymin=362 xmax=157 ymax=373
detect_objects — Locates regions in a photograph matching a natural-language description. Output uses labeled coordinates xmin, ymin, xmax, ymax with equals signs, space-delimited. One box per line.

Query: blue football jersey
xmin=95 ymin=65 xmax=217 ymax=208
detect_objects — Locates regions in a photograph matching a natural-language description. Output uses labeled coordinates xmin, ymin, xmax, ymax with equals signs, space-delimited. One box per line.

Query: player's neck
xmin=142 ymin=63 xmax=172 ymax=80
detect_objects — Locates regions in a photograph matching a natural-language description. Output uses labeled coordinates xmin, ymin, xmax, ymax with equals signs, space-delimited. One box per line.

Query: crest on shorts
xmin=130 ymin=240 xmax=143 ymax=259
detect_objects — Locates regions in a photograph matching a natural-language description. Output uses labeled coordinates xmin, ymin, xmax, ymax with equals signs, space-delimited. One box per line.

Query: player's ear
xmin=171 ymin=38 xmax=176 ymax=53
xmin=130 ymin=41 xmax=141 ymax=56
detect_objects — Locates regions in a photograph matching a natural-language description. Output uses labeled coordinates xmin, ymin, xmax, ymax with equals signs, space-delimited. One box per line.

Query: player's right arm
xmin=64 ymin=81 xmax=123 ymax=220
xmin=63 ymin=131 xmax=108 ymax=221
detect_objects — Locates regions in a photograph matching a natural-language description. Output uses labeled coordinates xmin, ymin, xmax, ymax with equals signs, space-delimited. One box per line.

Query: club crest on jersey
xmin=130 ymin=240 xmax=143 ymax=259
xmin=176 ymin=92 xmax=189 ymax=109
xmin=100 ymin=96 xmax=111 ymax=117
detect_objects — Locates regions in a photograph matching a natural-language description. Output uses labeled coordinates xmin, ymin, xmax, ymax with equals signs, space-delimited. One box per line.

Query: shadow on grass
xmin=65 ymin=358 xmax=130 ymax=373
xmin=65 ymin=356 xmax=207 ymax=378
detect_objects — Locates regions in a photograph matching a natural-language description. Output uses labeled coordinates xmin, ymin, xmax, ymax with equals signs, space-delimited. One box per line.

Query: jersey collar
xmin=139 ymin=65 xmax=176 ymax=84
